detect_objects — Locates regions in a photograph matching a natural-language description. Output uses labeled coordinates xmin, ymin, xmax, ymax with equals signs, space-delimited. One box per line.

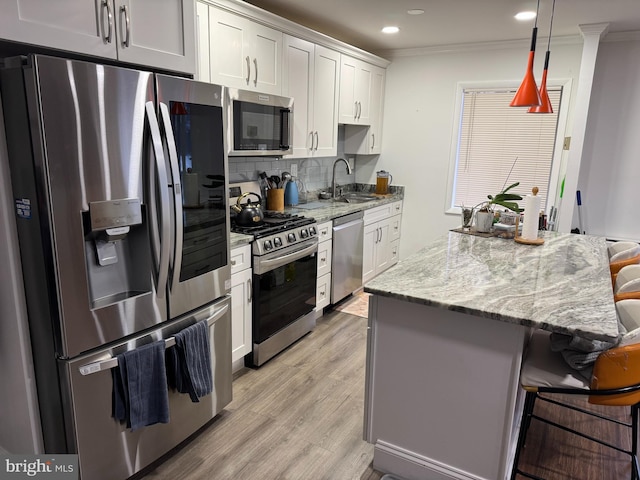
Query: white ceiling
xmin=244 ymin=0 xmax=640 ymax=55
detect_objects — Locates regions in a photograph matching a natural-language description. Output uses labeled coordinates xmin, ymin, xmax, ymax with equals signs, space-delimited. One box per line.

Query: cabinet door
xmin=230 ymin=268 xmax=252 ymax=363
xmin=209 ymin=8 xmax=281 ymax=94
xmin=339 ymin=55 xmax=372 ymax=125
xmin=196 ymin=1 xmax=210 ymax=82
xmin=313 ymin=45 xmax=340 ymax=157
xmin=375 ymin=219 xmax=393 ymax=275
xmin=283 ymin=35 xmax=314 ymax=158
xmin=114 ymin=0 xmax=196 ymax=74
xmin=0 ymin=0 xmax=116 ymax=59
xmin=368 ymin=66 xmax=385 ymax=154
xmin=338 ymin=55 xmax=358 ymax=124
xmin=362 ymin=222 xmax=378 ymax=284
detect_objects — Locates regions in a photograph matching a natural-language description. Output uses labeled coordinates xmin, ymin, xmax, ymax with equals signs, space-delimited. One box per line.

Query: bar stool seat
xmin=609 ymin=242 xmax=640 ymax=285
xmin=512 ymin=299 xmax=640 ymax=480
xmin=615 ymin=265 xmax=640 ymax=302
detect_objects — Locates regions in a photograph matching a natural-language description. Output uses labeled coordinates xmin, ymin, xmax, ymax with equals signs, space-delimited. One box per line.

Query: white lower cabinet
xmin=363 ymin=202 xmax=402 ymax=284
xmin=230 ymin=245 xmax=252 ymax=370
xmin=315 ymin=220 xmax=333 ymax=313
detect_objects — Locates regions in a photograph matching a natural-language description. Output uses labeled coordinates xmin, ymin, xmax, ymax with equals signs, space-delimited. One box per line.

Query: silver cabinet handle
xmin=231 ymin=259 xmax=237 ymax=266
xmin=321 ymin=257 xmax=326 ymax=263
xmin=354 ymin=101 xmax=358 ymax=120
xmin=314 ymin=131 xmax=319 ymax=151
xmin=245 ymin=56 xmax=251 ymax=85
xmin=101 ymin=0 xmax=113 ymax=43
xmin=359 ymin=101 xmax=362 ymax=119
xmin=356 ymin=101 xmax=360 ymax=120
xmin=253 ymin=58 xmax=258 ymax=87
xmin=371 ymin=133 xmax=375 ymax=149
xmin=309 ymin=131 xmax=314 ymax=150
xmin=247 ymin=278 xmax=252 ymax=303
xmin=119 ymin=4 xmax=130 ymax=48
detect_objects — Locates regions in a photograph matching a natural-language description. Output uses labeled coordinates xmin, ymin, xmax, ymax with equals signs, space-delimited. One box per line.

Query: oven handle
xmin=254 ymin=241 xmax=318 ymax=275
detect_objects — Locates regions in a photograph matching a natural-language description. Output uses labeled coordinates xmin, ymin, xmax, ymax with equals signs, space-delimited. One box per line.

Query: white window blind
xmin=453 ymin=88 xmax=561 ymax=211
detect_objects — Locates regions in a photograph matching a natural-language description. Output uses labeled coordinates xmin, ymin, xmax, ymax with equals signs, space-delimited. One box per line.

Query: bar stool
xmin=615 ymin=265 xmax=640 ymax=303
xmin=511 ymin=299 xmax=640 ymax=480
xmin=609 ymin=242 xmax=640 ymax=285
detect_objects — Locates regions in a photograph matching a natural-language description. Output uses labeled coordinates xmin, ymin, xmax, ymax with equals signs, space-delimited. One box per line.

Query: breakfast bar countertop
xmin=364 ymin=230 xmax=619 ymax=342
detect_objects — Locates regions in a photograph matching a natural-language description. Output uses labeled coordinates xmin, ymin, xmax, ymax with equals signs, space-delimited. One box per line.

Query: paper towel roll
xmin=183 ymin=172 xmax=200 ymax=207
xmin=522 ymin=193 xmax=541 ymax=240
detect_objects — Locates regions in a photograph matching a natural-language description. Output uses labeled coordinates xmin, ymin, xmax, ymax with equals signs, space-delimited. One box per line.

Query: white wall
xmin=578 ymin=37 xmax=640 ymax=241
xmin=369 ymin=42 xmax=584 ymax=259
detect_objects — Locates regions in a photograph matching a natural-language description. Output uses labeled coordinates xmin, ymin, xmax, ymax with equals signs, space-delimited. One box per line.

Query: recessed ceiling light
xmin=407 ymin=9 xmax=424 ymax=15
xmin=382 ymin=26 xmax=400 ymax=34
xmin=515 ymin=11 xmax=537 ymax=21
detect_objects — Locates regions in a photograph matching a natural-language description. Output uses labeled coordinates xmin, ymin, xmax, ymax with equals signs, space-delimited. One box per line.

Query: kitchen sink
xmin=334 ymin=193 xmax=378 ymax=204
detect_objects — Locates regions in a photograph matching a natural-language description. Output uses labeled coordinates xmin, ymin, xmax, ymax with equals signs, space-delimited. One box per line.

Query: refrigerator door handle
xmin=159 ymin=102 xmax=184 ymax=291
xmin=145 ymin=101 xmax=171 ymax=298
xmin=78 ymin=302 xmax=230 ymax=376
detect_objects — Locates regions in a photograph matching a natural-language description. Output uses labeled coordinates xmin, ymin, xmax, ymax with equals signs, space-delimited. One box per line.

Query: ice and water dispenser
xmin=83 ymin=198 xmax=151 ymax=309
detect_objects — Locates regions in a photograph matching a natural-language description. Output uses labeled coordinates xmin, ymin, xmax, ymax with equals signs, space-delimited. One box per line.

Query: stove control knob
xmin=274 ymin=237 xmax=282 ymax=247
xmin=264 ymin=240 xmax=273 ymax=251
xmin=300 ymin=228 xmax=309 ymax=238
xmin=309 ymin=226 xmax=317 ymax=236
xmin=287 ymin=232 xmax=296 ymax=243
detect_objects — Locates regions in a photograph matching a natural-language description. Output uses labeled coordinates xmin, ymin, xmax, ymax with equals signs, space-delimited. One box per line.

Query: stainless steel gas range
xmin=230 ymin=183 xmax=319 ymax=367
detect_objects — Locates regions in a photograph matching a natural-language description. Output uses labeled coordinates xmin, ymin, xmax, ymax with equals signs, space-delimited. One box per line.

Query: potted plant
xmin=473 ymin=182 xmax=523 ymax=233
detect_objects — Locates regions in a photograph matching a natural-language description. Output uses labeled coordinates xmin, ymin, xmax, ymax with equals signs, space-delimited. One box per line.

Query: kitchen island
xmin=363 ymin=231 xmax=618 ymax=480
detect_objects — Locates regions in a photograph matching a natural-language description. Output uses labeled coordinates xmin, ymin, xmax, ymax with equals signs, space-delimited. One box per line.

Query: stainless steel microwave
xmin=226 ymin=88 xmax=293 ymax=156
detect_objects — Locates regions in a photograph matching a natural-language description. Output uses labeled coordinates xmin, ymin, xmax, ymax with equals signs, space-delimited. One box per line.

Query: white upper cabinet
xmin=114 ymin=0 xmax=196 ymax=74
xmin=282 ymin=35 xmax=339 ymax=158
xmin=0 ymin=0 xmax=196 ymax=74
xmin=339 ymin=55 xmax=373 ymax=125
xmin=204 ymin=5 xmax=282 ymax=94
xmin=344 ymin=64 xmax=385 ymax=155
xmin=0 ymin=0 xmax=116 ymax=59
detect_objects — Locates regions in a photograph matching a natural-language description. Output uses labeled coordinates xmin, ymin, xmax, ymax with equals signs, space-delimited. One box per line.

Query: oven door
xmin=253 ymin=239 xmax=317 ymax=343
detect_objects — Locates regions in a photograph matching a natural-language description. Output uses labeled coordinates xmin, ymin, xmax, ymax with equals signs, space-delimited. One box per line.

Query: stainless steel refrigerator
xmin=1 ymin=54 xmax=232 ymax=480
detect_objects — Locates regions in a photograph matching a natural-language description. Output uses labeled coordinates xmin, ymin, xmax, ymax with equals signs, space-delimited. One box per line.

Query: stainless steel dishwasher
xmin=331 ymin=211 xmax=364 ymax=304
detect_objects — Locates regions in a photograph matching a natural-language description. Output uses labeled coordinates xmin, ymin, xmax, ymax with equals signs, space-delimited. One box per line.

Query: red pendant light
xmin=529 ymin=0 xmax=556 ymax=113
xmin=510 ymin=0 xmax=542 ymax=107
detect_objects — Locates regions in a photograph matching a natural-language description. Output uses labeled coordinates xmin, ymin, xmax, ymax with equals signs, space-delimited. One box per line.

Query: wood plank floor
xmin=139 ymin=308 xmax=635 ymax=480
xmin=141 ymin=310 xmax=383 ymax=480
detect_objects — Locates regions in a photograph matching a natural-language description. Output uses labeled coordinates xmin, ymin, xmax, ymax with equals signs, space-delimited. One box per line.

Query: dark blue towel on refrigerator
xmin=112 ymin=340 xmax=170 ymax=431
xmin=167 ymin=320 xmax=213 ymax=402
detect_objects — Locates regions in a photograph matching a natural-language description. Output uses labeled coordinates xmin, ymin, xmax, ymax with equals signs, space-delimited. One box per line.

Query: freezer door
xmin=155 ymin=74 xmax=231 ymax=319
xmin=61 ymin=296 xmax=232 ymax=480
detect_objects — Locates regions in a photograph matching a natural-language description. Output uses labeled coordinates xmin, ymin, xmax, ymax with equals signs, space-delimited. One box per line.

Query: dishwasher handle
xmin=333 ymin=218 xmax=363 ymax=232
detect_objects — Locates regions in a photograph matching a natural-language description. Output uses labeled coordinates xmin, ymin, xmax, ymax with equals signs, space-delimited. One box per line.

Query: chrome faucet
xmin=331 ymin=157 xmax=352 ymax=198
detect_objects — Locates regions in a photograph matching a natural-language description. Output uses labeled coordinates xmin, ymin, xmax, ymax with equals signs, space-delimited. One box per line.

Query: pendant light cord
xmin=547 ymin=0 xmax=556 ymax=51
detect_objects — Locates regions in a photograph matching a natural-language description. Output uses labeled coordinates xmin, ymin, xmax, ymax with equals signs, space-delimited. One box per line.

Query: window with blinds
xmin=452 ymin=88 xmax=562 ymax=211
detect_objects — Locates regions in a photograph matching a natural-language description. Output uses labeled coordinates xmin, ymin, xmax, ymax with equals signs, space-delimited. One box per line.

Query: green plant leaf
xmin=501 ymin=182 xmax=520 ymax=194
xmin=494 ymin=193 xmax=523 ymax=201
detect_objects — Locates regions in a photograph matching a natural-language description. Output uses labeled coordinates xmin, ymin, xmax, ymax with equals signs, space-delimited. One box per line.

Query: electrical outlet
xmin=290 ymin=163 xmax=298 ymax=177
xmin=348 ymin=157 xmax=355 ymax=170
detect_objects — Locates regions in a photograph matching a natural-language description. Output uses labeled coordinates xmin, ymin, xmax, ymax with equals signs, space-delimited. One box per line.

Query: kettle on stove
xmin=284 ymin=177 xmax=299 ymax=206
xmin=231 ymin=192 xmax=264 ymax=227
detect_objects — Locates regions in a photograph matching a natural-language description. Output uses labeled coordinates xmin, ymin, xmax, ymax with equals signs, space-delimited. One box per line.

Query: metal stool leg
xmin=511 ymin=391 xmax=537 ymax=480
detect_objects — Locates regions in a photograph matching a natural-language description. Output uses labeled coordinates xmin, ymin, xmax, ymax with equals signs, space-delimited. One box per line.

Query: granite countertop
xmin=365 ymin=231 xmax=619 ymax=342
xmin=229 ymin=191 xmax=405 ymax=250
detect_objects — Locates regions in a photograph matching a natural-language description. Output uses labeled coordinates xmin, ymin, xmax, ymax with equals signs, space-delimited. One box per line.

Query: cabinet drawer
xmin=316 ymin=220 xmax=333 ymax=242
xmin=317 ymin=239 xmax=333 ymax=278
xmin=389 ymin=214 xmax=402 ymax=242
xmin=230 ymin=244 xmax=251 ymax=275
xmin=391 ymin=200 xmax=403 ymax=215
xmin=316 ymin=272 xmax=332 ymax=310
xmin=389 ymin=239 xmax=400 ymax=266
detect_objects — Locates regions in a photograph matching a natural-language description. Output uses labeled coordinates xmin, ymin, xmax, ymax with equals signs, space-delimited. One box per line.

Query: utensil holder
xmin=267 ymin=189 xmax=284 ymax=211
